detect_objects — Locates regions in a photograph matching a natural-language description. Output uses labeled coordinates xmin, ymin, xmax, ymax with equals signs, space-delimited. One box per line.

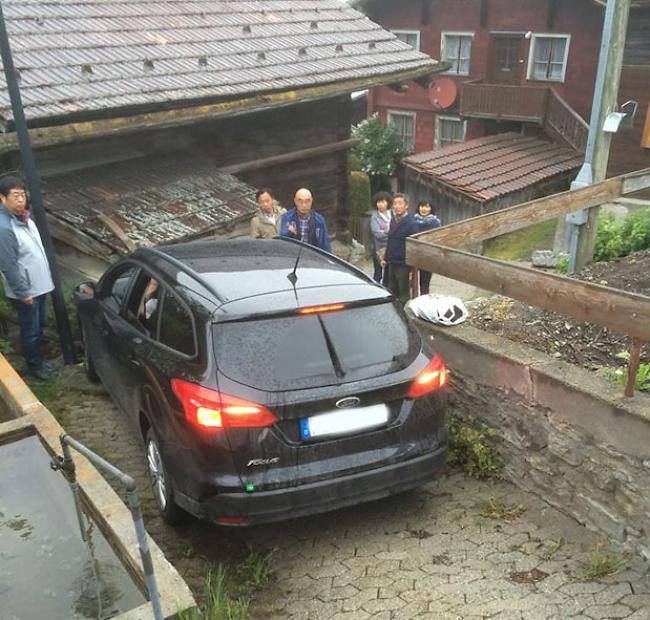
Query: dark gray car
xmin=75 ymin=238 xmax=448 ymax=526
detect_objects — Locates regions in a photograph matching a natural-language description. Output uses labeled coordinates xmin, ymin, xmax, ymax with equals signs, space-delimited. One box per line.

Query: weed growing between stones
xmin=479 ymin=497 xmax=526 ymax=522
xmin=178 ymin=547 xmax=274 ymax=620
xmin=543 ymin=536 xmax=565 ymax=560
xmin=447 ymin=415 xmax=503 ymax=480
xmin=581 ymin=541 xmax=627 ymax=580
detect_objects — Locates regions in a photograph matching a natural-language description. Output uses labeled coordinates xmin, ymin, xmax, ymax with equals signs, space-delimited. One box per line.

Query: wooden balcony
xmin=460 ymin=81 xmax=549 ymax=123
xmin=460 ymin=81 xmax=589 ymax=152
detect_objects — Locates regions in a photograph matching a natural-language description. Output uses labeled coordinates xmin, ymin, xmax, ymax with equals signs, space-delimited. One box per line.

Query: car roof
xmin=139 ymin=238 xmax=388 ymax=314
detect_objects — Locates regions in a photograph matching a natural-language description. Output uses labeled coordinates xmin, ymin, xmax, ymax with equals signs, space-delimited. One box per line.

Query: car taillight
xmin=407 ymin=354 xmax=447 ymax=398
xmin=171 ymin=379 xmax=277 ymax=429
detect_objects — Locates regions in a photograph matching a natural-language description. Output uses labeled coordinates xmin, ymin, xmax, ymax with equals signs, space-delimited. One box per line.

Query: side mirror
xmin=74 ymin=281 xmax=96 ymax=300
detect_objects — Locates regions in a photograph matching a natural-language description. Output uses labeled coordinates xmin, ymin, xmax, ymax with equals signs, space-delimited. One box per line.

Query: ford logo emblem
xmin=336 ymin=397 xmax=360 ymax=409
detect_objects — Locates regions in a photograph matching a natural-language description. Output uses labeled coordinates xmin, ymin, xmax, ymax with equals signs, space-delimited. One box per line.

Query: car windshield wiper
xmin=318 ymin=315 xmax=345 ymax=380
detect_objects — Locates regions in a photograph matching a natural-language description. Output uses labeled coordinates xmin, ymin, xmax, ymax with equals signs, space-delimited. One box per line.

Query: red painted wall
xmin=368 ymin=0 xmax=603 ymax=153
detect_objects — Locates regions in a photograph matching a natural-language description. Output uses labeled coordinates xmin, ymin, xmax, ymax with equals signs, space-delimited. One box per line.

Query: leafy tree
xmin=351 ymin=114 xmax=405 ymax=192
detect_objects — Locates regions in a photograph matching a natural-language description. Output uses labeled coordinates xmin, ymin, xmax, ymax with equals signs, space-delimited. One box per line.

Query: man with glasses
xmin=0 ymin=176 xmax=55 ymax=379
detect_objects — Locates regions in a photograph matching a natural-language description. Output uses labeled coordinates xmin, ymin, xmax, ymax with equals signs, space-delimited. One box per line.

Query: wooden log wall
xmin=29 ymin=95 xmax=352 ymax=230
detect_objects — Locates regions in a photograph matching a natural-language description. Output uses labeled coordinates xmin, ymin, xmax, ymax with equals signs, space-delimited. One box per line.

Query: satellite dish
xmin=428 ymin=77 xmax=458 ymax=110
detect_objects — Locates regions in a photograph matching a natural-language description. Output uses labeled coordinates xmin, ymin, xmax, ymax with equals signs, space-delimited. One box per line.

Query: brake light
xmin=297 ymin=303 xmax=346 ymax=315
xmin=407 ymin=354 xmax=447 ymax=398
xmin=171 ymin=379 xmax=277 ymax=429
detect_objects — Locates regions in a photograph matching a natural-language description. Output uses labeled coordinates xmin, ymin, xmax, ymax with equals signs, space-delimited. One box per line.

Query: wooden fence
xmin=406 ymin=168 xmax=650 ymax=398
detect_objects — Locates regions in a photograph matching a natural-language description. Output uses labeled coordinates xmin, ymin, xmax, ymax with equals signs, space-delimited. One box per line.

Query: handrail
xmin=52 ymin=434 xmax=164 ymax=620
xmin=406 ymin=167 xmax=650 ymax=397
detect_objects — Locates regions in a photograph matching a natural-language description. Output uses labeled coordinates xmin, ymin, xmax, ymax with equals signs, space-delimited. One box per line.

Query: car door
xmin=89 ymin=263 xmax=140 ymax=398
xmin=107 ymin=269 xmax=162 ymax=422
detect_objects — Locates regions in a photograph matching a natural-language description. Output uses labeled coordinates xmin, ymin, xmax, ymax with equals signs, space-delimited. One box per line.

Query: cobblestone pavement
xmin=46 ymin=365 xmax=649 ymax=620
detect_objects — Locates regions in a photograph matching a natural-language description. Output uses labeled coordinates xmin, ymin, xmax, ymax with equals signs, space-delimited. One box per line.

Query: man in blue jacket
xmin=384 ymin=193 xmax=418 ymax=304
xmin=280 ymin=188 xmax=332 ymax=253
xmin=0 ymin=176 xmax=55 ymax=379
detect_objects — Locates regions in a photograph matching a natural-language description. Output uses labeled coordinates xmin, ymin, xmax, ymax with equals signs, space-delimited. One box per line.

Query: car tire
xmin=145 ymin=429 xmax=186 ymax=526
xmin=81 ymin=326 xmax=100 ymax=383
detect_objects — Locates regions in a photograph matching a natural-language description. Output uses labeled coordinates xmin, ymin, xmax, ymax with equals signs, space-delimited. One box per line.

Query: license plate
xmin=300 ymin=404 xmax=389 ymax=440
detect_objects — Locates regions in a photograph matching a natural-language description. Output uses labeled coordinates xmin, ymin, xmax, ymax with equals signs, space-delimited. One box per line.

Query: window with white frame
xmin=387 ymin=111 xmax=416 ymax=153
xmin=441 ymin=32 xmax=473 ymax=75
xmin=527 ymin=34 xmax=570 ymax=82
xmin=436 ymin=116 xmax=466 ymax=149
xmin=392 ymin=29 xmax=420 ymax=50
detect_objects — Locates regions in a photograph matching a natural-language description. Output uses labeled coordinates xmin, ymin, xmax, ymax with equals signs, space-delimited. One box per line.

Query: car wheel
xmin=81 ymin=326 xmax=100 ymax=383
xmin=145 ymin=429 xmax=186 ymax=525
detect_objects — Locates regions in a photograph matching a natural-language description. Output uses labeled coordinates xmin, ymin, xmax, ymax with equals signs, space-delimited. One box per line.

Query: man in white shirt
xmin=0 ymin=176 xmax=55 ymax=379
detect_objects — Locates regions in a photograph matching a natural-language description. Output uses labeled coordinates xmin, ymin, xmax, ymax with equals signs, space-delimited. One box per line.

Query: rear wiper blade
xmin=318 ymin=315 xmax=345 ymax=379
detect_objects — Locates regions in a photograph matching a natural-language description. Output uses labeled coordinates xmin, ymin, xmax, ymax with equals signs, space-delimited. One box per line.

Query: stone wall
xmin=416 ymin=320 xmax=650 ymax=560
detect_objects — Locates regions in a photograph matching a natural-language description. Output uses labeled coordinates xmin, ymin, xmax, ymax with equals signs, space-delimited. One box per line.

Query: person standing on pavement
xmin=383 ymin=193 xmax=418 ymax=304
xmin=0 ymin=176 xmax=55 ymax=379
xmin=279 ymin=188 xmax=332 ymax=253
xmin=250 ymin=188 xmax=286 ymax=239
xmin=414 ymin=200 xmax=441 ymax=295
xmin=369 ymin=191 xmax=392 ymax=284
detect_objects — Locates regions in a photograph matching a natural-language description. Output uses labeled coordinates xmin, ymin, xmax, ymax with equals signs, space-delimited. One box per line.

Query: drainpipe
xmin=566 ymin=0 xmax=631 ymax=273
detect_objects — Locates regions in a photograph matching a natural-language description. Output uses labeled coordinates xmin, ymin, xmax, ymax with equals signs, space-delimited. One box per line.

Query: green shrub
xmin=555 ymin=255 xmax=569 ymax=274
xmin=351 ymin=114 xmax=405 ymax=192
xmin=594 ymin=207 xmax=650 ymax=262
xmin=447 ymin=415 xmax=503 ymax=480
xmin=348 ymin=171 xmax=371 ymax=219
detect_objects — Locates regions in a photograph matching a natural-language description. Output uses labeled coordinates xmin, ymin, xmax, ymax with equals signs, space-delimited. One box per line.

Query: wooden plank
xmin=406 ymin=239 xmax=650 ymax=341
xmin=622 ymin=170 xmax=650 ymax=194
xmin=414 ymin=176 xmax=623 ymax=248
xmin=625 ymin=338 xmax=644 ymax=397
xmin=219 ymin=138 xmax=358 ymax=175
xmin=95 ymin=212 xmax=138 ymax=252
xmin=46 ymin=214 xmax=115 ymax=260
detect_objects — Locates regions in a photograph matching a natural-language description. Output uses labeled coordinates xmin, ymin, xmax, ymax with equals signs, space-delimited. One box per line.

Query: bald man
xmin=279 ymin=188 xmax=331 ymax=253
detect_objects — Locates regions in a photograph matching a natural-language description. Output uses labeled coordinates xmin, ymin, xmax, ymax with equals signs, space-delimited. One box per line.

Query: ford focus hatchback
xmin=75 ymin=238 xmax=448 ymax=526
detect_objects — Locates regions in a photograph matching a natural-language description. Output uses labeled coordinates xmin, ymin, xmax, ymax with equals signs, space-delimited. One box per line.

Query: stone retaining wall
xmin=416 ymin=320 xmax=650 ymax=560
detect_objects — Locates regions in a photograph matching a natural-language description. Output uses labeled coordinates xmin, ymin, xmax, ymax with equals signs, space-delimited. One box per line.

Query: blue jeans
xmin=11 ymin=294 xmax=48 ymax=372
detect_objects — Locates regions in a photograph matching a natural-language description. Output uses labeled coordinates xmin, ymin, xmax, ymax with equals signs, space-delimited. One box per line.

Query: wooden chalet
xmin=0 ymin=0 xmax=443 ymax=274
xmin=353 ymin=0 xmax=650 ymax=180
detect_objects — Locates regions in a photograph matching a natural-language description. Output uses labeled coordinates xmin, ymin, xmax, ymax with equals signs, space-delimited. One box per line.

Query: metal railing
xmin=52 ymin=433 xmax=164 ymax=620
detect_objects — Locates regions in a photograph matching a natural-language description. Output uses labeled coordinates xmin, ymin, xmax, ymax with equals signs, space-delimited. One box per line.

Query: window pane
xmin=532 ymin=37 xmax=567 ymax=81
xmin=395 ymin=32 xmax=418 ymax=49
xmin=213 ymin=303 xmax=417 ymax=391
xmin=159 ymin=292 xmax=195 ymax=356
xmin=389 ymin=114 xmax=415 ymax=152
xmin=102 ymin=265 xmax=138 ymax=313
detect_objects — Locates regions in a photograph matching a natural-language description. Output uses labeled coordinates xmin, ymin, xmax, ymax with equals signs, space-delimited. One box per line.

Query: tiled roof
xmin=43 ymin=156 xmax=259 ymax=255
xmin=0 ymin=0 xmax=437 ymax=126
xmin=402 ymin=133 xmax=583 ymax=202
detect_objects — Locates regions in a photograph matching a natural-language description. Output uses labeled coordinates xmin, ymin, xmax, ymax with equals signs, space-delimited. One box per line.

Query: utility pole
xmin=566 ymin=0 xmax=631 ymax=273
xmin=0 ymin=2 xmax=77 ymax=364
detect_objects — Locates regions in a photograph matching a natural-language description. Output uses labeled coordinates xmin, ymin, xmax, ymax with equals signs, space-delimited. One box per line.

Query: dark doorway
xmin=489 ymin=36 xmax=523 ymax=84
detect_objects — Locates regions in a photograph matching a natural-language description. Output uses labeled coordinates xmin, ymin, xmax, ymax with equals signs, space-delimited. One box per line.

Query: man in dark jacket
xmin=384 ymin=193 xmax=418 ymax=304
xmin=279 ymin=188 xmax=332 ymax=253
xmin=0 ymin=176 xmax=55 ymax=379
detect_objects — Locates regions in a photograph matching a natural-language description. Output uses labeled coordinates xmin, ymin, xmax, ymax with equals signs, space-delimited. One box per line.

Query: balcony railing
xmin=460 ymin=81 xmax=549 ymax=123
xmin=460 ymin=81 xmax=588 ymax=152
xmin=545 ymin=89 xmax=589 ymax=153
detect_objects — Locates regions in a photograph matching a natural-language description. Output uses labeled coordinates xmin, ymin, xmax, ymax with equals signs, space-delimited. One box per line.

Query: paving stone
xmin=582 ymin=603 xmax=633 ymax=619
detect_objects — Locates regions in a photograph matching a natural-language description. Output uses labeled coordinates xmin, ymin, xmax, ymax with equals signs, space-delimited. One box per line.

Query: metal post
xmin=56 ymin=433 xmax=164 ymax=620
xmin=0 ymin=2 xmax=76 ymax=364
xmin=566 ymin=0 xmax=631 ymax=273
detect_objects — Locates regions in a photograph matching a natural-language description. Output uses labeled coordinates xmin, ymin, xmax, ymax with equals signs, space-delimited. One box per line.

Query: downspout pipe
xmin=567 ymin=0 xmax=619 ymax=272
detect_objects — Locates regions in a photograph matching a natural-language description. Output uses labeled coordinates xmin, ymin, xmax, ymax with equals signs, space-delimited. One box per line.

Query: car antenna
xmin=287 ymin=242 xmax=304 ymax=286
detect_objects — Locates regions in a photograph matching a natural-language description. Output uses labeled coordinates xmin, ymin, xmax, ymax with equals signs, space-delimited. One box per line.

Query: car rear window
xmin=212 ymin=302 xmax=418 ymax=391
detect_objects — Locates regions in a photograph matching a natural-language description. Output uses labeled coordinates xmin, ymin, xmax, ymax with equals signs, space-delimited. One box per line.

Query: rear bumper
xmin=176 ymin=446 xmax=447 ymax=526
